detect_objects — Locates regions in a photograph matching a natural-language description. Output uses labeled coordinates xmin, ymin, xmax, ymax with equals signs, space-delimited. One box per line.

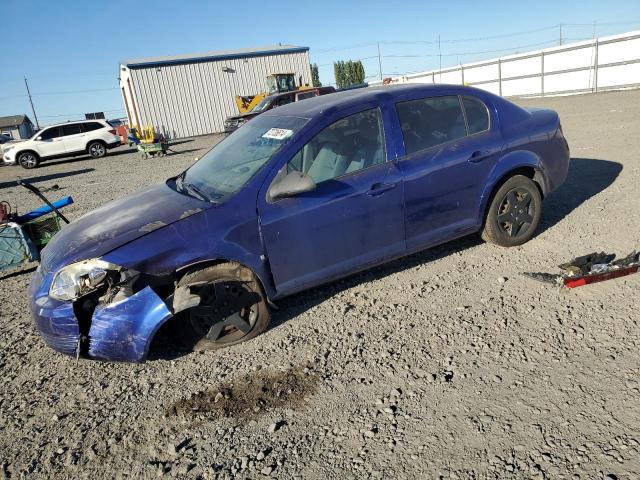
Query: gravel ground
xmin=0 ymin=89 xmax=639 ymax=479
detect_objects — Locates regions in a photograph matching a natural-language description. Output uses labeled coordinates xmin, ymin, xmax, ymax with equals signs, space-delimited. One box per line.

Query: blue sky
xmin=1 ymin=0 xmax=638 ymax=125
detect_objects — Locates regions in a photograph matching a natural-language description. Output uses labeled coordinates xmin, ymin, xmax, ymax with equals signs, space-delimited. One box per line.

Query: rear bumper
xmin=107 ymin=138 xmax=122 ymax=149
xmin=29 ymin=268 xmax=173 ymax=362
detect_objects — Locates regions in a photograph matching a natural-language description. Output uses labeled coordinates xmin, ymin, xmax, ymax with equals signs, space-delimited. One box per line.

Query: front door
xmin=258 ymin=108 xmax=405 ymax=296
xmin=35 ymin=126 xmax=66 ymax=157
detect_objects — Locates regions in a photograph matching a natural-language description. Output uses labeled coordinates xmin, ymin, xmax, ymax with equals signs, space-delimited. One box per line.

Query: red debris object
xmin=524 ymin=251 xmax=640 ymax=288
xmin=0 ymin=201 xmax=12 ymax=222
xmin=564 ymin=264 xmax=640 ymax=288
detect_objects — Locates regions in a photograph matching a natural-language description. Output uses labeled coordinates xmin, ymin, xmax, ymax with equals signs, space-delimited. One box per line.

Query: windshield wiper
xmin=175 ymin=172 xmax=209 ymax=202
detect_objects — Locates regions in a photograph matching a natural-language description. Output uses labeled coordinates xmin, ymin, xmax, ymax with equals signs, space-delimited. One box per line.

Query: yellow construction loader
xmin=235 ymin=73 xmax=312 ymax=114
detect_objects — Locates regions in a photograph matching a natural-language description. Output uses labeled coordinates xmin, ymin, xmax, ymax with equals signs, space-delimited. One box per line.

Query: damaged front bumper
xmin=29 ymin=267 xmax=173 ymax=362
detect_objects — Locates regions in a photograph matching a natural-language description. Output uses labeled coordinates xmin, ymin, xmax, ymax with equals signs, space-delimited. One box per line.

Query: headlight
xmin=50 ymin=259 xmax=121 ymax=301
xmin=3 ymin=146 xmax=14 ymax=152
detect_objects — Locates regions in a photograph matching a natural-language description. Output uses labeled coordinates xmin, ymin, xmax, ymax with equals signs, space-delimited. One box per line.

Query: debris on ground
xmin=524 ymin=251 xmax=640 ymax=288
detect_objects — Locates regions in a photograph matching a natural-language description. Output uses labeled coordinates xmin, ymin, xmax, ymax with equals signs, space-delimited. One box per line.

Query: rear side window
xmin=40 ymin=127 xmax=62 ymax=140
xmin=62 ymin=123 xmax=83 ymax=136
xmin=462 ymin=96 xmax=490 ymax=134
xmin=396 ymin=96 xmax=467 ymax=154
xmin=296 ymin=91 xmax=316 ymax=101
xmin=83 ymin=122 xmax=104 ymax=132
xmin=275 ymin=95 xmax=294 ymax=107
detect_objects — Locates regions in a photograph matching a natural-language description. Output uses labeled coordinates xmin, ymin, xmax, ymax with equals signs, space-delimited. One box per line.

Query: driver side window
xmin=40 ymin=127 xmax=62 ymax=140
xmin=287 ymin=108 xmax=386 ymax=184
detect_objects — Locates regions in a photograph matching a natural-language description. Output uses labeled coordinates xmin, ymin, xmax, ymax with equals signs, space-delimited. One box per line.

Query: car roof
xmin=44 ymin=119 xmax=106 ymax=128
xmin=262 ymin=84 xmax=495 ymax=121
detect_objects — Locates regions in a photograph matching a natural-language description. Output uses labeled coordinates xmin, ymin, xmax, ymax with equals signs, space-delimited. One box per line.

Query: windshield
xmin=251 ymin=97 xmax=272 ymax=113
xmin=175 ymin=115 xmax=308 ymax=202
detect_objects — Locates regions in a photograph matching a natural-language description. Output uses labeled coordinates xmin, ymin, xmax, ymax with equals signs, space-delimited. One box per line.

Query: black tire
xmin=481 ymin=175 xmax=542 ymax=247
xmin=176 ymin=263 xmax=270 ymax=351
xmin=17 ymin=151 xmax=40 ymax=169
xmin=87 ymin=141 xmax=107 ymax=158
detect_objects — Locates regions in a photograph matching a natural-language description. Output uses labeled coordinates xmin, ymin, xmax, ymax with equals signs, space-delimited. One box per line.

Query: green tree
xmin=310 ymin=63 xmax=322 ymax=87
xmin=333 ymin=60 xmax=365 ymax=88
xmin=333 ymin=61 xmax=345 ymax=88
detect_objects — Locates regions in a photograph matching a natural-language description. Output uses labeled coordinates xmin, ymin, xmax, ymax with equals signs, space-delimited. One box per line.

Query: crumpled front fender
xmin=88 ymin=286 xmax=173 ymax=362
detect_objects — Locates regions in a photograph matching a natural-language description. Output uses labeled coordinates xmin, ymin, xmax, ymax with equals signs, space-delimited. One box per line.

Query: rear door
xmin=258 ymin=107 xmax=405 ymax=296
xmin=395 ymin=94 xmax=501 ymax=251
xmin=61 ymin=123 xmax=87 ymax=153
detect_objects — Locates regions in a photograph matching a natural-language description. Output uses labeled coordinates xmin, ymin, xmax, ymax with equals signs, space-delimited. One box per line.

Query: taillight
xmin=108 ymin=129 xmax=117 ymax=135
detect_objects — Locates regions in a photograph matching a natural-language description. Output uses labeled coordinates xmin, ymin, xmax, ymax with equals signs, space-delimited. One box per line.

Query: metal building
xmin=119 ymin=45 xmax=311 ymax=138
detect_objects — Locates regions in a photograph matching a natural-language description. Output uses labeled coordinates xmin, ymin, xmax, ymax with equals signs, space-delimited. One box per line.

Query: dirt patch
xmin=166 ymin=365 xmax=319 ymax=420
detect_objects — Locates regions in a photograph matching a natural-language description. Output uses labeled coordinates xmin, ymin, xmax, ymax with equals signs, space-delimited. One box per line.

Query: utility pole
xmin=24 ymin=77 xmax=40 ymax=130
xmin=438 ymin=34 xmax=442 ymax=82
xmin=559 ymin=23 xmax=563 ymax=46
xmin=377 ymin=42 xmax=382 ymax=81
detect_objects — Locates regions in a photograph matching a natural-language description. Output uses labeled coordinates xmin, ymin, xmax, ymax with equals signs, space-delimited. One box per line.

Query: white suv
xmin=2 ymin=120 xmax=122 ymax=169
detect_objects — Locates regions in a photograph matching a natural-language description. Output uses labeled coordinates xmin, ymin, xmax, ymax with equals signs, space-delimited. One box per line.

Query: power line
xmin=38 ymin=108 xmax=125 ymax=118
xmin=0 ymin=87 xmax=120 ymax=99
xmin=33 ymin=87 xmax=120 ymax=96
xmin=311 ymin=20 xmax=640 ymax=56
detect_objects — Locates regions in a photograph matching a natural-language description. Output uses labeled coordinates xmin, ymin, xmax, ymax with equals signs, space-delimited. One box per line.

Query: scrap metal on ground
xmin=524 ymin=251 xmax=640 ymax=288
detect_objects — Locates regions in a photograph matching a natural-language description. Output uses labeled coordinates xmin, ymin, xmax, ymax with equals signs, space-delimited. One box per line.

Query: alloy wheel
xmin=90 ymin=143 xmax=106 ymax=157
xmin=497 ymin=187 xmax=535 ymax=238
xmin=20 ymin=153 xmax=37 ymax=168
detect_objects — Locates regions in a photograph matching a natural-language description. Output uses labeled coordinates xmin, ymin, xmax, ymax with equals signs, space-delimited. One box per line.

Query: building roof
xmin=0 ymin=114 xmax=32 ymax=129
xmin=122 ymin=45 xmax=309 ymax=69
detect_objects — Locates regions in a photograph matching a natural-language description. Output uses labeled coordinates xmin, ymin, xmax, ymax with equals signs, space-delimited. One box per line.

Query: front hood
xmin=40 ymin=182 xmax=209 ymax=274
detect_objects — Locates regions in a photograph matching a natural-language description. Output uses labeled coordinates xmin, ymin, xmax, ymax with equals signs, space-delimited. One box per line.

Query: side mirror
xmin=36 ymin=136 xmax=42 ymax=141
xmin=269 ymin=171 xmax=316 ymax=201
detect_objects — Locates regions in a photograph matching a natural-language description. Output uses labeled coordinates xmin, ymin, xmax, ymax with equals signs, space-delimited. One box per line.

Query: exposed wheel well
xmin=86 ymin=139 xmax=106 ymax=150
xmin=482 ymin=167 xmax=544 ymax=224
xmin=174 ymin=259 xmax=269 ymax=300
xmin=17 ymin=149 xmax=40 ymax=160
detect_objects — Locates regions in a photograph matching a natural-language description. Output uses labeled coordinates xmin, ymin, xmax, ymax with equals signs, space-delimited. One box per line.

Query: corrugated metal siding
xmin=125 ymin=51 xmax=311 ymax=138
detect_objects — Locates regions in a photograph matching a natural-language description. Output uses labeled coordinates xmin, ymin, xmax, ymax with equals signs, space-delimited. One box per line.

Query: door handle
xmin=468 ymin=150 xmax=493 ymax=163
xmin=367 ymin=182 xmax=397 ymax=196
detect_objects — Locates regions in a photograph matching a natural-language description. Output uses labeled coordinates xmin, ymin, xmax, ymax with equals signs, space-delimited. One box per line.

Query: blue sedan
xmin=29 ymin=84 xmax=570 ymax=362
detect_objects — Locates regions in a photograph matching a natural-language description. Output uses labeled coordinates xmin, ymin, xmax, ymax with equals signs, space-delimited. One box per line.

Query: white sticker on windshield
xmin=262 ymin=128 xmax=293 ymax=140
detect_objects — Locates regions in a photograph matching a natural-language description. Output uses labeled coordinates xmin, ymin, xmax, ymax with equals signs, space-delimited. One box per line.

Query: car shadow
xmin=44 ymin=148 xmax=138 ymax=167
xmin=165 ymin=148 xmax=202 ymax=156
xmin=168 ymin=139 xmax=195 ymax=147
xmin=147 ymin=235 xmax=483 ymax=361
xmin=537 ymin=157 xmax=622 ymax=232
xmin=0 ymin=168 xmax=95 ymax=189
xmin=148 ymin=157 xmax=623 ymax=361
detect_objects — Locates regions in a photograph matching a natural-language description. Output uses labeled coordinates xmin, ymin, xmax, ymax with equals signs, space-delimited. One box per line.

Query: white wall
xmin=376 ymin=30 xmax=640 ymax=97
xmin=120 ymin=51 xmax=312 ymax=138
